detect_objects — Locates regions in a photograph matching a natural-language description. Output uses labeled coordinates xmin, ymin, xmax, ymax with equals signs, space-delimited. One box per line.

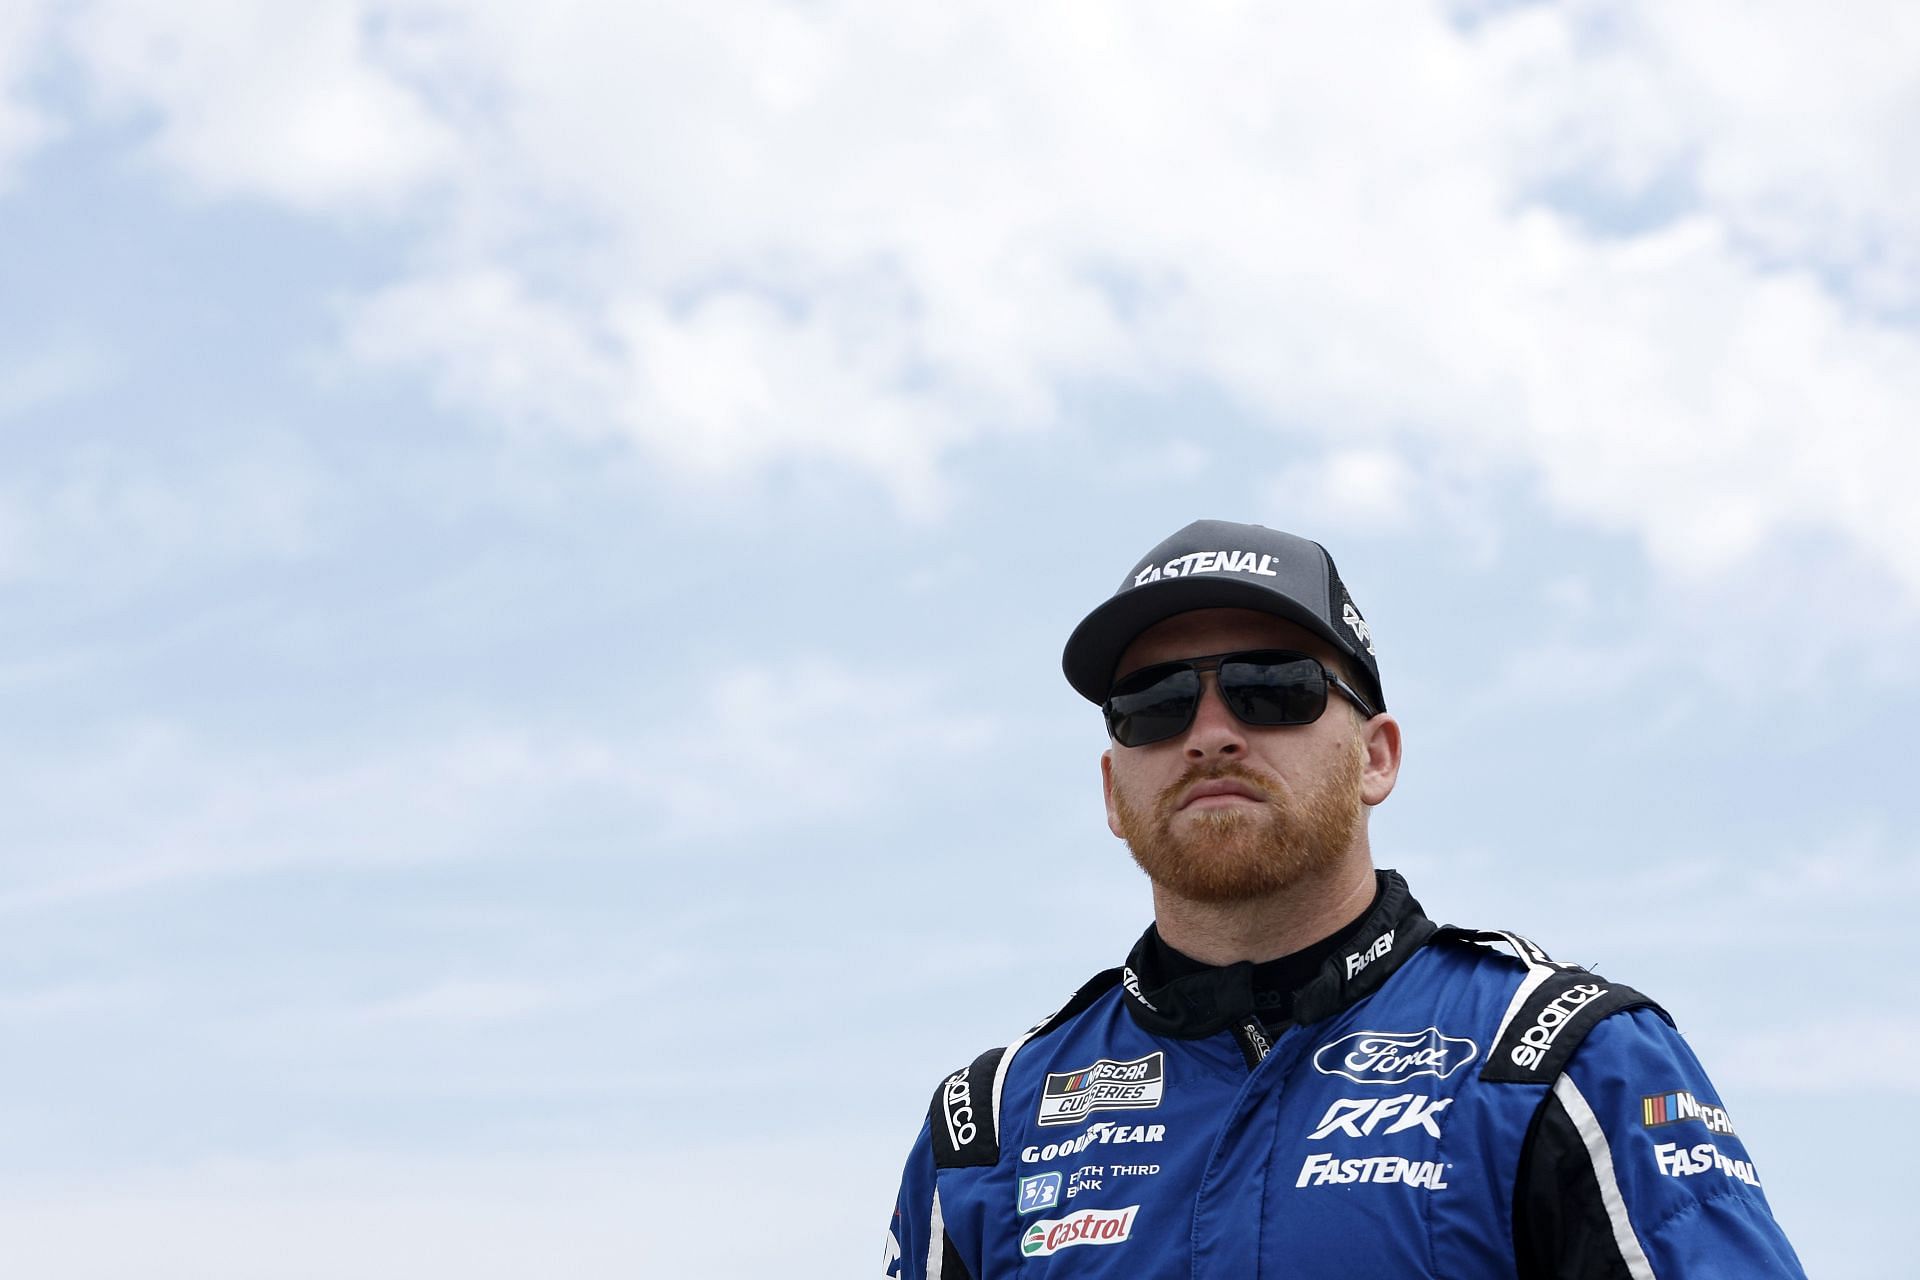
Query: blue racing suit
xmin=884 ymin=871 xmax=1804 ymax=1278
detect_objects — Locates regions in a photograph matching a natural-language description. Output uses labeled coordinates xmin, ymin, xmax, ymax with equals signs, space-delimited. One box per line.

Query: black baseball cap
xmin=1062 ymin=519 xmax=1384 ymax=710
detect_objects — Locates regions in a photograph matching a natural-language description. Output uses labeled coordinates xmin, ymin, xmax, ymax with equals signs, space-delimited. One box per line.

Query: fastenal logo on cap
xmin=1130 ymin=549 xmax=1283 ymax=586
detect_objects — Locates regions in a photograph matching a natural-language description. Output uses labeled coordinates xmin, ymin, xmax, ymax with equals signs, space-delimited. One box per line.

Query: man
xmin=883 ymin=519 xmax=1805 ymax=1279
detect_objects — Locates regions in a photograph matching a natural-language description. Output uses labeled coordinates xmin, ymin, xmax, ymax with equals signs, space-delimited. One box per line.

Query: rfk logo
xmin=1341 ymin=601 xmax=1376 ymax=655
xmin=1308 ymin=1094 xmax=1453 ymax=1140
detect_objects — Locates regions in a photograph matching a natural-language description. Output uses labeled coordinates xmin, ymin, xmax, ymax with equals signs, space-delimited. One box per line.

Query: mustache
xmin=1156 ymin=760 xmax=1277 ymax=809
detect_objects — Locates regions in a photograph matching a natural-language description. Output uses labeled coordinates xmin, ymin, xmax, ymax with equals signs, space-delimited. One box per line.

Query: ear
xmin=1101 ymin=748 xmax=1126 ymax=839
xmin=1358 ymin=712 xmax=1402 ymax=807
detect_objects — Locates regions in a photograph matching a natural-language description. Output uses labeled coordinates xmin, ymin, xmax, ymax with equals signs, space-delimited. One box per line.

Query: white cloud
xmin=358 ymin=979 xmax=570 ymax=1025
xmin=0 ymin=658 xmax=995 ymax=903
xmin=35 ymin=2 xmax=1920 ymax=594
xmin=0 ymin=1 xmax=59 ymax=188
xmin=1719 ymin=1016 xmax=1920 ymax=1094
xmin=0 ymin=1142 xmax=897 ymax=1280
xmin=0 ymin=980 xmax=147 ymax=1020
xmin=1439 ymin=828 xmax=1919 ymax=964
xmin=347 ymin=270 xmax=975 ymax=516
xmin=341 ymin=269 xmax=625 ymax=439
xmin=0 ymin=342 xmax=113 ymax=422
xmin=68 ymin=0 xmax=456 ymax=211
xmin=1499 ymin=0 xmax=1920 ymax=313
xmin=1496 ymin=216 xmax=1920 ymax=592
xmin=1269 ymin=448 xmax=1422 ymax=534
xmin=1539 ymin=575 xmax=1595 ymax=619
xmin=0 ymin=432 xmax=326 ymax=584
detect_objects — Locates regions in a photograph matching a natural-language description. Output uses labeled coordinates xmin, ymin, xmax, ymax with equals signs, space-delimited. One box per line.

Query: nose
xmin=1183 ymin=673 xmax=1246 ymax=761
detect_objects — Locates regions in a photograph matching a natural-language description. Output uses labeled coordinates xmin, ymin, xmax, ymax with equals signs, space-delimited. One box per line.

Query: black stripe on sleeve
xmin=939 ymin=1232 xmax=973 ymax=1280
xmin=1514 ymin=1087 xmax=1640 ymax=1280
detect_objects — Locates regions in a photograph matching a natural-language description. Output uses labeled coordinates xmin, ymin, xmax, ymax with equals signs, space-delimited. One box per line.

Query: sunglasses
xmin=1103 ymin=649 xmax=1379 ymax=748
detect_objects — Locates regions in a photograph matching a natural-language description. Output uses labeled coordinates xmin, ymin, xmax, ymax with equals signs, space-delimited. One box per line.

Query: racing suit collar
xmin=1119 ymin=869 xmax=1437 ymax=1038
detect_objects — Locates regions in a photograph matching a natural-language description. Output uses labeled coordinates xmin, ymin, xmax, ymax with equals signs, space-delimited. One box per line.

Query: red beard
xmin=1112 ymin=746 xmax=1363 ymax=903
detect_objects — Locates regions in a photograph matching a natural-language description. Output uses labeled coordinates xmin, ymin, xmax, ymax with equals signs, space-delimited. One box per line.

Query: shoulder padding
xmin=929 ymin=1045 xmax=1006 ymax=1168
xmin=1434 ymin=927 xmax=1668 ymax=1085
xmin=926 ymin=967 xmax=1123 ymax=1169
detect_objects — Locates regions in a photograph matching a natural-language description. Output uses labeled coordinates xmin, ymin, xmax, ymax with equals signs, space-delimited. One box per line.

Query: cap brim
xmin=1061 ymin=575 xmax=1359 ymax=704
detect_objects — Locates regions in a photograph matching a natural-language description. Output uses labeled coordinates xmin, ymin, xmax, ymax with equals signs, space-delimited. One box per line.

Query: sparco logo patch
xmin=1312 ymin=1029 xmax=1478 ymax=1085
xmin=1020 ymin=1205 xmax=1139 ymax=1257
xmin=1643 ymin=1090 xmax=1737 ymax=1136
xmin=1509 ymin=983 xmax=1606 ymax=1070
xmin=1037 ymin=1053 xmax=1165 ymax=1127
xmin=940 ymin=1066 xmax=977 ymax=1148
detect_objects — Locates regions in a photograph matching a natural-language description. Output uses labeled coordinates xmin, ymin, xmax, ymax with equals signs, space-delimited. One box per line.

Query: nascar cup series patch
xmin=1036 ymin=1053 xmax=1165 ymax=1127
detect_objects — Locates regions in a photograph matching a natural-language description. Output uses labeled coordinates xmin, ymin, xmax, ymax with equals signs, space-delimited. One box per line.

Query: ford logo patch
xmin=1312 ymin=1028 xmax=1478 ymax=1085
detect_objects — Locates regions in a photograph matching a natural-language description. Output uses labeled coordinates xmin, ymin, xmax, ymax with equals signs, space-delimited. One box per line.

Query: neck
xmin=1150 ymin=852 xmax=1377 ymax=966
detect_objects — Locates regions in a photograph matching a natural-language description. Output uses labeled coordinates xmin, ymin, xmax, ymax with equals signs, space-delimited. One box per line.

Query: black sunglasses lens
xmin=1105 ymin=666 xmax=1201 ymax=747
xmin=1219 ymin=654 xmax=1327 ymax=726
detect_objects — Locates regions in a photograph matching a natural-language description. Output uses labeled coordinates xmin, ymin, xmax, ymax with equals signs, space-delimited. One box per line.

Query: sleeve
xmin=885 ymin=1116 xmax=973 ymax=1280
xmin=1514 ymin=1006 xmax=1807 ymax=1279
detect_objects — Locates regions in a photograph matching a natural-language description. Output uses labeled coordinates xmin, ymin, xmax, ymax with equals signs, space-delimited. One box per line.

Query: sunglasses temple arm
xmin=1329 ymin=675 xmax=1379 ymax=720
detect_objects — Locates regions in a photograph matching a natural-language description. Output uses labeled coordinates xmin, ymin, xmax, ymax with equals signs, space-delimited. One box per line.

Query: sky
xmin=0 ymin=2 xmax=1914 ymax=1275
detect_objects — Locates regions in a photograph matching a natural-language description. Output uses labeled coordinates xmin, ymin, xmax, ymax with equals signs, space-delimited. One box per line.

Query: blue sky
xmin=1 ymin=3 xmax=1915 ymax=1276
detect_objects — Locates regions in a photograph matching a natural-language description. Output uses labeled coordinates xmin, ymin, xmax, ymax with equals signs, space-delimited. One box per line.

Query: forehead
xmin=1113 ymin=608 xmax=1339 ymax=680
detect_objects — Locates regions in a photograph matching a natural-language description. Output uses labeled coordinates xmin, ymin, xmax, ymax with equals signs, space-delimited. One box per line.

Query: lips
xmin=1176 ymin=777 xmax=1267 ymax=810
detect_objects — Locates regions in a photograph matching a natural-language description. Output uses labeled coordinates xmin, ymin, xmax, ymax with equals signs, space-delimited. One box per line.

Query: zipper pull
xmin=1234 ymin=1017 xmax=1272 ymax=1069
